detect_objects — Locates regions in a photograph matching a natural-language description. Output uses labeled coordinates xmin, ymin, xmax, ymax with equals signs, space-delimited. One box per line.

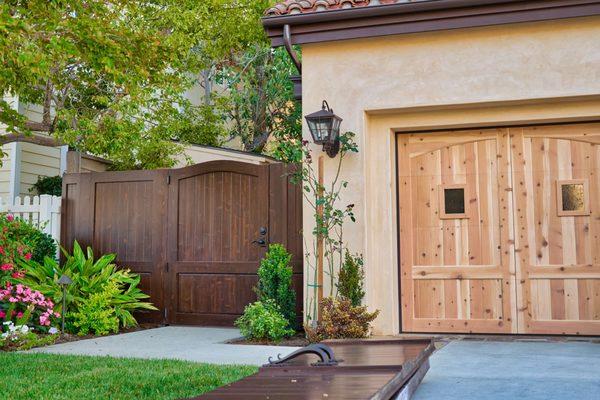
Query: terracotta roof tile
xmin=265 ymin=0 xmax=423 ymax=16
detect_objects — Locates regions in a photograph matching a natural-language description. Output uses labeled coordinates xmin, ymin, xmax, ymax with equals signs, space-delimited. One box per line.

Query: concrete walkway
xmin=414 ymin=340 xmax=600 ymax=400
xmin=27 ymin=326 xmax=299 ymax=366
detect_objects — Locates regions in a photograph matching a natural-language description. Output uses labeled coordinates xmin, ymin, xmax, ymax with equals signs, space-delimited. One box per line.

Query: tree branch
xmin=1 ymin=132 xmax=64 ymax=147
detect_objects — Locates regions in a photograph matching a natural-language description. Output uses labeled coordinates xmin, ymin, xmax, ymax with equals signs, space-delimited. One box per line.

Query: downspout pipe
xmin=283 ymin=24 xmax=302 ymax=74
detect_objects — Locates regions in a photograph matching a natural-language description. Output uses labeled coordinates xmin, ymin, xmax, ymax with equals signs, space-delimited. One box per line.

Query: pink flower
xmin=39 ymin=314 xmax=50 ymax=326
xmin=11 ymin=271 xmax=24 ymax=279
xmin=8 ymin=297 xmax=17 ymax=303
xmin=6 ymin=215 xmax=13 ymax=222
xmin=24 ymin=253 xmax=32 ymax=261
xmin=16 ymin=312 xmax=23 ymax=318
xmin=1 ymin=263 xmax=13 ymax=271
xmin=0 ymin=246 xmax=4 ymax=255
xmin=0 ymin=311 xmax=4 ymax=318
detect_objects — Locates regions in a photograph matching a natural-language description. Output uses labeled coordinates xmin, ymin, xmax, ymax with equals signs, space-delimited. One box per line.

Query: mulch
xmin=227 ymin=333 xmax=310 ymax=347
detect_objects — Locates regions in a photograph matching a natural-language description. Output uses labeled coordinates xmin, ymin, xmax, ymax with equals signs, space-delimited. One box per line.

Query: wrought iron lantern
xmin=305 ymin=100 xmax=342 ymax=158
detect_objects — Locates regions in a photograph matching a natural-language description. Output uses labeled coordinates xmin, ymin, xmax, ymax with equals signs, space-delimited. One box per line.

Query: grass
xmin=0 ymin=352 xmax=257 ymax=400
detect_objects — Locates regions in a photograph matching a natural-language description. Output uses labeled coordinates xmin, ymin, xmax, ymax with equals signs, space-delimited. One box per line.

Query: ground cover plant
xmin=17 ymin=241 xmax=156 ymax=336
xmin=0 ymin=352 xmax=257 ymax=400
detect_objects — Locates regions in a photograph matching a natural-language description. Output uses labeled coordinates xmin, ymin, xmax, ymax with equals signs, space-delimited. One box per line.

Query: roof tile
xmin=265 ymin=0 xmax=420 ymax=16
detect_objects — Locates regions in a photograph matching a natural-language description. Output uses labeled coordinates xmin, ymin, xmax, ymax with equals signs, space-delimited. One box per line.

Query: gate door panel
xmin=167 ymin=161 xmax=269 ymax=325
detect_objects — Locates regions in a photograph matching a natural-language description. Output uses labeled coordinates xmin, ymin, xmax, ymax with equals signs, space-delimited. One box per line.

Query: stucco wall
xmin=300 ymin=16 xmax=600 ymax=334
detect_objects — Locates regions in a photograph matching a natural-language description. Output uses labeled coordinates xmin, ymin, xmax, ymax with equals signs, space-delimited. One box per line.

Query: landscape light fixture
xmin=57 ymin=274 xmax=73 ymax=334
xmin=305 ymin=100 xmax=342 ymax=158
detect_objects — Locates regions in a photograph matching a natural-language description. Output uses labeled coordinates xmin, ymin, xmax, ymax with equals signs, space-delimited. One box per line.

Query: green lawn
xmin=0 ymin=353 xmax=257 ymax=400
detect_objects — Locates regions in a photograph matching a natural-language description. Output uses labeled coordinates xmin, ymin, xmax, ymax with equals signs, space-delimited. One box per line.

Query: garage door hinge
xmin=164 ymin=308 xmax=168 ymax=320
xmin=166 ymin=174 xmax=171 ymax=185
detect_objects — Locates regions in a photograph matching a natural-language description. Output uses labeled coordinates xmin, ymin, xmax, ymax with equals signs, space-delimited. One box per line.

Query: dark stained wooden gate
xmin=61 ymin=161 xmax=302 ymax=326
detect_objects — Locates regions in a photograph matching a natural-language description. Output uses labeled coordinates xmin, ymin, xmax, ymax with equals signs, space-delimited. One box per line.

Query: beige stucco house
xmin=264 ymin=0 xmax=600 ymax=336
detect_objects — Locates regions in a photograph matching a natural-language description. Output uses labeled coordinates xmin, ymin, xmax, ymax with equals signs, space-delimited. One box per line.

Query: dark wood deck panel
xmin=196 ymin=339 xmax=435 ymax=400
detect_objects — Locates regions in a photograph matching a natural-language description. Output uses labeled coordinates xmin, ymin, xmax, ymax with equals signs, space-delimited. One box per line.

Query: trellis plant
xmin=281 ymin=132 xmax=359 ymax=323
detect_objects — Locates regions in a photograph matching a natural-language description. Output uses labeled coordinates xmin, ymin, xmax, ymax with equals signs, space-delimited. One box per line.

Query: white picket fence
xmin=0 ymin=195 xmax=61 ymax=246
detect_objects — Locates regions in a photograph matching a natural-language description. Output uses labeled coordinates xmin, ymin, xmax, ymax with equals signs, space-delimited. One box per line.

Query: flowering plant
xmin=0 ymin=214 xmax=33 ymax=286
xmin=0 ymin=321 xmax=59 ymax=351
xmin=0 ymin=283 xmax=60 ymax=332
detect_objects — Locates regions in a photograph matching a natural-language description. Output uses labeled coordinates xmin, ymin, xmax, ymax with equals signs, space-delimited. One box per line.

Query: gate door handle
xmin=252 ymin=239 xmax=267 ymax=247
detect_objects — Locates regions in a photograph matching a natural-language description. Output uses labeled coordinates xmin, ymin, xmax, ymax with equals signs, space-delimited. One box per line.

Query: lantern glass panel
xmin=331 ymin=117 xmax=341 ymax=141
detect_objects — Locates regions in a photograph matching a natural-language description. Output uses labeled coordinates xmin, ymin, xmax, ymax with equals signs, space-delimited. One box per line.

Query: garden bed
xmin=1 ymin=323 xmax=161 ymax=352
xmin=227 ymin=333 xmax=309 ymax=347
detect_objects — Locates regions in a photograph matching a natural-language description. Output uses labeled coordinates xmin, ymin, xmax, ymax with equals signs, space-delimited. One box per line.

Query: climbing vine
xmin=280 ymin=132 xmax=358 ymax=323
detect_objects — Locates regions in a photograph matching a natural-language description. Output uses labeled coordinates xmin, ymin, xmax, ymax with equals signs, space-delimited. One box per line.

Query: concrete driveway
xmin=27 ymin=326 xmax=299 ymax=366
xmin=414 ymin=340 xmax=600 ymax=400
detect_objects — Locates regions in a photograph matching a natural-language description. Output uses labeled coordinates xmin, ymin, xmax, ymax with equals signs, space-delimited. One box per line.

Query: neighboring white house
xmin=1 ymin=76 xmax=272 ymax=203
xmin=0 ymin=141 xmax=67 ymax=200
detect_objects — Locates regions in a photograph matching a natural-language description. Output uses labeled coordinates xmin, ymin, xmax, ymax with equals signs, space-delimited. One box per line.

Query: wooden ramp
xmin=194 ymin=339 xmax=434 ymax=400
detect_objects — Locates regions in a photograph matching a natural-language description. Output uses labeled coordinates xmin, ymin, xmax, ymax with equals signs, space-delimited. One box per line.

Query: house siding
xmin=19 ymin=142 xmax=62 ymax=196
xmin=0 ymin=143 xmax=14 ymax=199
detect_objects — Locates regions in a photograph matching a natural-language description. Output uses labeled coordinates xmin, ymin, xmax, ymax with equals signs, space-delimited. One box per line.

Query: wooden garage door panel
xmin=413 ymin=279 xmax=504 ymax=320
xmin=512 ymin=126 xmax=600 ymax=335
xmin=398 ymin=129 xmax=515 ymax=334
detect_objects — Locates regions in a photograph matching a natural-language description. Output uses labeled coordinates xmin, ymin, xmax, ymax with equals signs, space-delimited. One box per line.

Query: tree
xmin=0 ymin=0 xmax=282 ymax=169
xmin=216 ymin=45 xmax=302 ymax=154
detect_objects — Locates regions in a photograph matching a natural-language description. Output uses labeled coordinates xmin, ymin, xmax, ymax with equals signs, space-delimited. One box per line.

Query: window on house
xmin=557 ymin=179 xmax=590 ymax=216
xmin=439 ymin=184 xmax=468 ymax=219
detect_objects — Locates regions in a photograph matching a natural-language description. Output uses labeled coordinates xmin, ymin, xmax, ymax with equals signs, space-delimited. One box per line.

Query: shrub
xmin=71 ymin=282 xmax=120 ymax=336
xmin=26 ymin=229 xmax=57 ymax=264
xmin=29 ymin=175 xmax=62 ymax=196
xmin=235 ymin=300 xmax=294 ymax=342
xmin=256 ymin=244 xmax=296 ymax=329
xmin=336 ymin=251 xmax=365 ymax=307
xmin=305 ymin=297 xmax=379 ymax=343
xmin=17 ymin=241 xmax=156 ymax=335
xmin=0 ymin=214 xmax=57 ymax=287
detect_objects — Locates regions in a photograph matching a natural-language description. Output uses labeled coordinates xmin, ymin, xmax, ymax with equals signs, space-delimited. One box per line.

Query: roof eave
xmin=262 ymin=0 xmax=600 ymax=47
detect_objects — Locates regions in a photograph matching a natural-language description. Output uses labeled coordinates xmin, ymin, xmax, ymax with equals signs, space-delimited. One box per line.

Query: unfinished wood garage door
xmin=398 ymin=123 xmax=600 ymax=335
xmin=513 ymin=125 xmax=600 ymax=335
xmin=398 ymin=129 xmax=515 ymax=334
